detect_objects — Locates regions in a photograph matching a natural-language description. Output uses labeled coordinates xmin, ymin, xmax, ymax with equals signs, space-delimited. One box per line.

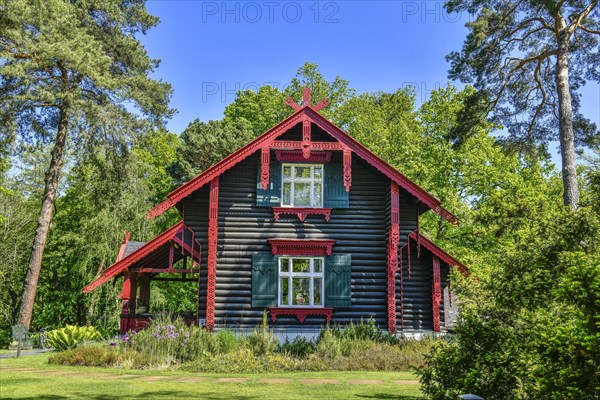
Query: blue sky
xmin=142 ymin=0 xmax=599 ymax=161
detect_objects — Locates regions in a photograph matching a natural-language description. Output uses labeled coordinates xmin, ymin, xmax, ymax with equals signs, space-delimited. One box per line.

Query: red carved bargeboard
xmin=343 ymin=148 xmax=352 ymax=192
xmin=267 ymin=238 xmax=336 ymax=256
xmin=261 ymin=147 xmax=270 ymax=190
xmin=432 ymin=256 xmax=442 ymax=332
xmin=302 ymin=117 xmax=311 ymax=158
xmin=387 ymin=181 xmax=400 ymax=333
xmin=272 ymin=207 xmax=332 ymax=222
xmin=206 ymin=176 xmax=219 ymax=331
xmin=269 ymin=307 xmax=334 ymax=323
xmin=275 ymin=150 xmax=332 ymax=163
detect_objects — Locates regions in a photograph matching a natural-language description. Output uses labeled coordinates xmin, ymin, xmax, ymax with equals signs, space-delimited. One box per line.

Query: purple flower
xmin=184 ymin=332 xmax=190 ymax=338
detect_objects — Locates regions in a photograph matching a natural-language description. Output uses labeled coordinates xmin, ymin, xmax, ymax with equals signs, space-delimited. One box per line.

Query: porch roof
xmin=82 ymin=221 xmax=200 ymax=293
xmin=409 ymin=231 xmax=470 ymax=277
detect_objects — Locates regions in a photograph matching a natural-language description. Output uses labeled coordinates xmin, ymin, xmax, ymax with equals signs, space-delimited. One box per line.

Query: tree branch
xmin=506 ymin=49 xmax=558 ymax=75
xmin=567 ymin=0 xmax=599 ymax=34
xmin=578 ymin=24 xmax=600 ymax=35
xmin=527 ymin=58 xmax=547 ymax=139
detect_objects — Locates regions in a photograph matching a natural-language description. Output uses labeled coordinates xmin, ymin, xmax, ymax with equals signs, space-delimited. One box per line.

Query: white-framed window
xmin=281 ymin=164 xmax=323 ymax=207
xmin=278 ymin=257 xmax=324 ymax=307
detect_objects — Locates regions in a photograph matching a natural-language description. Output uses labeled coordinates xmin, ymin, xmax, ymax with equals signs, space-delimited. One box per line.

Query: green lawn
xmin=0 ymin=354 xmax=424 ymax=399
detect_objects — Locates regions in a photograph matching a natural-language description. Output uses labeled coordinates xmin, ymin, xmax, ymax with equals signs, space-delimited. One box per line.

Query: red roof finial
xmin=284 ymin=87 xmax=330 ymax=112
xmin=302 ymin=87 xmax=312 ymax=107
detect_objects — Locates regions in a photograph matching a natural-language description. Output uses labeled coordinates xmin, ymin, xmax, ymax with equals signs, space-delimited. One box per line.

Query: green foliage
xmin=418 ymin=208 xmax=600 ymax=399
xmin=48 ymin=344 xmax=120 ymax=367
xmin=279 ymin=336 xmax=315 ymax=358
xmin=444 ymin=0 xmax=599 ymax=149
xmin=171 ymin=119 xmax=253 ymax=183
xmin=52 ymin=314 xmax=436 ymax=372
xmin=47 ymin=325 xmax=102 ymax=351
xmin=246 ymin=311 xmax=278 ymax=356
xmin=222 ymin=62 xmax=355 ymax=136
xmin=130 ymin=314 xmax=215 ymax=364
xmin=314 ymin=327 xmax=341 ymax=360
xmin=1 ymin=0 xmax=173 ymax=329
xmin=214 ymin=329 xmax=240 ymax=354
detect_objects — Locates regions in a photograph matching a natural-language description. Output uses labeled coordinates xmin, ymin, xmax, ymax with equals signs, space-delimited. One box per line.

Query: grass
xmin=0 ymin=354 xmax=424 ymax=399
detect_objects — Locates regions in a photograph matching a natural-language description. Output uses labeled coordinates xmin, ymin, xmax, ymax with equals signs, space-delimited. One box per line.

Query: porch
xmin=82 ymin=222 xmax=203 ymax=333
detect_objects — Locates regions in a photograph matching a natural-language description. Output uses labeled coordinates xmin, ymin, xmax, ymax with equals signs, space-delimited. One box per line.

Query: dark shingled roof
xmin=123 ymin=241 xmax=145 ymax=258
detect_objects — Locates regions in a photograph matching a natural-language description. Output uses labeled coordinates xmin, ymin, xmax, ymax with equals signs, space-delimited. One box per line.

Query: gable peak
xmin=284 ymin=87 xmax=330 ymax=113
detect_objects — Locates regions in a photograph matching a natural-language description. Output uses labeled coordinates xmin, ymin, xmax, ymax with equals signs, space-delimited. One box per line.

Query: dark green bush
xmin=214 ymin=329 xmax=239 ymax=353
xmin=279 ymin=336 xmax=315 ymax=358
xmin=48 ymin=345 xmax=120 ymax=367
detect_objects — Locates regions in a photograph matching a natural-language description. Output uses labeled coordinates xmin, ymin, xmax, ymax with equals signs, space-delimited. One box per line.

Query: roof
xmin=146 ymin=101 xmax=459 ymax=225
xmin=83 ymin=221 xmax=192 ymax=293
xmin=409 ymin=231 xmax=470 ymax=276
xmin=123 ymin=241 xmax=145 ymax=258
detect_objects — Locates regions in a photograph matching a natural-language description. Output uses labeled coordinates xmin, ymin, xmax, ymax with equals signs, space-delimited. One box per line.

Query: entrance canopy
xmin=83 ymin=221 xmax=202 ymax=293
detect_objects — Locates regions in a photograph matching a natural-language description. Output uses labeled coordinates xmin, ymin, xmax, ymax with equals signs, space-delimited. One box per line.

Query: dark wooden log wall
xmin=182 ymin=146 xmax=452 ymax=331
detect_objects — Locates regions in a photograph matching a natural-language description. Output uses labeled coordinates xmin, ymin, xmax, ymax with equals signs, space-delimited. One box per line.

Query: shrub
xmin=314 ymin=327 xmax=341 ymax=359
xmin=48 ymin=345 xmax=120 ymax=367
xmin=279 ymin=336 xmax=315 ymax=358
xmin=214 ymin=329 xmax=239 ymax=353
xmin=131 ymin=315 xmax=214 ymax=364
xmin=47 ymin=325 xmax=102 ymax=351
xmin=182 ymin=349 xmax=261 ymax=373
xmin=246 ymin=311 xmax=278 ymax=355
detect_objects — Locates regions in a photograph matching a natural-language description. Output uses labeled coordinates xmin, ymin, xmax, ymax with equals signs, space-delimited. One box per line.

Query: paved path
xmin=0 ymin=349 xmax=53 ymax=359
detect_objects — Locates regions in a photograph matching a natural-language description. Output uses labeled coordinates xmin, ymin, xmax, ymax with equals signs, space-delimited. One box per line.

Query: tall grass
xmin=50 ymin=315 xmax=439 ymax=372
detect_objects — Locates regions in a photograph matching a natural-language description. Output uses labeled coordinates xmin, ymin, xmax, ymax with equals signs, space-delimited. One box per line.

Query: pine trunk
xmin=17 ymin=106 xmax=69 ymax=327
xmin=555 ymin=33 xmax=580 ymax=209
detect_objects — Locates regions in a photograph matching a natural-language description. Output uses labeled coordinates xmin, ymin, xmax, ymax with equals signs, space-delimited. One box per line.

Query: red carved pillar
xmin=387 ymin=181 xmax=400 ymax=332
xmin=261 ymin=147 xmax=270 ymax=190
xmin=432 ymin=255 xmax=442 ymax=332
xmin=302 ymin=118 xmax=311 ymax=159
xmin=128 ymin=273 xmax=137 ymax=315
xmin=138 ymin=274 xmax=151 ymax=314
xmin=168 ymin=242 xmax=174 ymax=271
xmin=343 ymin=148 xmax=352 ymax=192
xmin=206 ymin=176 xmax=219 ymax=331
xmin=119 ymin=273 xmax=131 ymax=333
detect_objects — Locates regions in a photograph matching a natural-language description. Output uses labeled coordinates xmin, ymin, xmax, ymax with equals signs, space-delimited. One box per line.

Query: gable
xmin=147 ymin=96 xmax=459 ymax=225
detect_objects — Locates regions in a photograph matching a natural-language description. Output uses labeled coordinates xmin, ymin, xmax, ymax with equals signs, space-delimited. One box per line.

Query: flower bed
xmin=49 ymin=315 xmax=437 ymax=372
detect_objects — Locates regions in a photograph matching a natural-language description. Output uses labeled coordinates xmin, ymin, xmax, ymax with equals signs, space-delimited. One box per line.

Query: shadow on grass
xmin=355 ymin=395 xmax=424 ymax=400
xmin=13 ymin=392 xmax=258 ymax=400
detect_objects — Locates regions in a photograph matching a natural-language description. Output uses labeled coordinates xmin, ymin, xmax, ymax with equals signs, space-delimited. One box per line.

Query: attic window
xmin=281 ymin=164 xmax=323 ymax=207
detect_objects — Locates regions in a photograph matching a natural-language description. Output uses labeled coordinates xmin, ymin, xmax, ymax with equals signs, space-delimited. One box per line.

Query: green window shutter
xmin=325 ymin=254 xmax=352 ymax=307
xmin=251 ymin=253 xmax=278 ymax=307
xmin=324 ymin=163 xmax=349 ymax=208
xmin=256 ymin=162 xmax=282 ymax=206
